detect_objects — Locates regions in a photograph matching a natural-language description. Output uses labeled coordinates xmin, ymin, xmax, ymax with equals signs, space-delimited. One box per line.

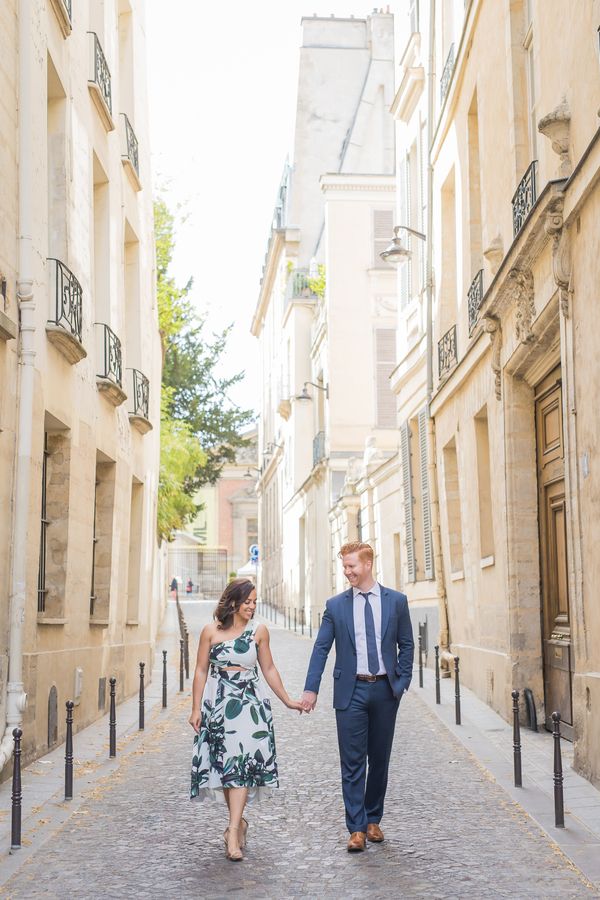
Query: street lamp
xmin=243 ymin=466 xmax=260 ymax=480
xmin=380 ymin=225 xmax=426 ymax=267
xmin=294 ymin=381 xmax=329 ymax=401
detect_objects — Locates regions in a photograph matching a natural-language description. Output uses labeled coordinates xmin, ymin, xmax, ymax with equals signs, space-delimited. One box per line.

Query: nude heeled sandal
xmin=225 ymin=825 xmax=243 ymax=861
xmin=224 ymin=817 xmax=249 ymax=849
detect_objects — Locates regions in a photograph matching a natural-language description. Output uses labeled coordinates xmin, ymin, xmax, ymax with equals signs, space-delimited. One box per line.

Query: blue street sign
xmin=249 ymin=544 xmax=259 ymax=562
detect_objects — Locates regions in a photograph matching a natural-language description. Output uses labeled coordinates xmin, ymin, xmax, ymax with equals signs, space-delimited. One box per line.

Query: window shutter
xmin=400 ymin=421 xmax=416 ymax=583
xmin=418 ymin=407 xmax=435 ymax=579
xmin=375 ymin=329 xmax=396 ymax=428
xmin=373 ymin=209 xmax=394 ymax=268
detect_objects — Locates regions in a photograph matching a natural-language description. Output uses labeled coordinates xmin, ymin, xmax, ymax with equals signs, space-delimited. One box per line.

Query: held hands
xmin=286 ymin=698 xmax=305 ymax=714
xmin=301 ymin=690 xmax=318 ymax=712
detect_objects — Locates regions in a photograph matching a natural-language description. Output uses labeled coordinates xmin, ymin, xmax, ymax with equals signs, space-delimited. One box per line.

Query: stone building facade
xmin=0 ymin=0 xmax=162 ymax=775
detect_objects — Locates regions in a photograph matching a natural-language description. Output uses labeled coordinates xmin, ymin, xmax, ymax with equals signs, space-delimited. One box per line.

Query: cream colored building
xmin=0 ymin=0 xmax=162 ymax=775
xmin=252 ymin=12 xmax=397 ymax=625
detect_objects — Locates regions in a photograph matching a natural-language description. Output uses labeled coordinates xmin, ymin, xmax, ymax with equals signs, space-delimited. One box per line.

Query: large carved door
xmin=535 ymin=367 xmax=573 ymax=739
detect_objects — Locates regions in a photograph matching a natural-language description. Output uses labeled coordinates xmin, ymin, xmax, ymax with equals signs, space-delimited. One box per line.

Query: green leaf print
xmin=250 ymin=706 xmax=259 ymax=725
xmin=258 ymin=705 xmax=267 ymax=723
xmin=252 ymin=730 xmax=269 ymax=739
xmin=225 ymin=698 xmax=244 ymax=719
xmin=255 ymin=749 xmax=264 ymax=763
xmin=233 ymin=637 xmax=251 ymax=654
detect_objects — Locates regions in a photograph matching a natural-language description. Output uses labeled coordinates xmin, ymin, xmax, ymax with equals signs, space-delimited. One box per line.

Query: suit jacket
xmin=304 ymin=584 xmax=415 ymax=710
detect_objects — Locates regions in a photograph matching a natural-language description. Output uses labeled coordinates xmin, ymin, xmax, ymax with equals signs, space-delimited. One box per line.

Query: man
xmin=302 ymin=541 xmax=414 ymax=852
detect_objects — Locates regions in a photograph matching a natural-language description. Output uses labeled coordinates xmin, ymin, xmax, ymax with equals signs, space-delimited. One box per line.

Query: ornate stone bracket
xmin=508 ymin=268 xmax=535 ymax=343
xmin=483 ymin=315 xmax=502 ymax=400
xmin=544 ymin=200 xmax=572 ymax=317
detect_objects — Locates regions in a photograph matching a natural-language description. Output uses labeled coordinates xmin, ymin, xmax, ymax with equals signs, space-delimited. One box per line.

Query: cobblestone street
xmin=3 ymin=602 xmax=596 ymax=899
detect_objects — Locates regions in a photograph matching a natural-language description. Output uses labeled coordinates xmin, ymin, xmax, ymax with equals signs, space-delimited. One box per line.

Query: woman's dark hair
xmin=214 ymin=579 xmax=255 ymax=630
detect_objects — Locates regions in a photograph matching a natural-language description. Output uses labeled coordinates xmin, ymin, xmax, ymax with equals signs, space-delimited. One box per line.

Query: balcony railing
xmin=313 ymin=431 xmax=326 ymax=467
xmin=512 ymin=160 xmax=538 ymax=237
xmin=467 ymin=269 xmax=484 ymax=335
xmin=63 ymin=0 xmax=72 ymax=19
xmin=120 ymin=113 xmax=139 ymax=177
xmin=438 ymin=324 xmax=458 ymax=379
xmin=88 ymin=32 xmax=112 ymax=116
xmin=286 ymin=269 xmax=319 ymax=304
xmin=440 ymin=44 xmax=455 ymax=103
xmin=95 ymin=323 xmax=122 ymax=386
xmin=47 ymin=258 xmax=83 ymax=342
xmin=127 ymin=368 xmax=150 ymax=419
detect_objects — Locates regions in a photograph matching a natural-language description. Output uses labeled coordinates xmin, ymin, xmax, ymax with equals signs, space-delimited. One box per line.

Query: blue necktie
xmin=360 ymin=592 xmax=379 ymax=675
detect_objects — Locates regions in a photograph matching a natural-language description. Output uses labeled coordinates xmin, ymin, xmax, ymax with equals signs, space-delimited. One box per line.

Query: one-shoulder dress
xmin=190 ymin=619 xmax=279 ymax=802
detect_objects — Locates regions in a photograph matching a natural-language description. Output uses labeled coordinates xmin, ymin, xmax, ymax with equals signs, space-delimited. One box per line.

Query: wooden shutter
xmin=400 ymin=421 xmax=416 ymax=583
xmin=375 ymin=329 xmax=396 ymax=428
xmin=374 ymin=209 xmax=394 ymax=268
xmin=418 ymin=407 xmax=435 ymax=579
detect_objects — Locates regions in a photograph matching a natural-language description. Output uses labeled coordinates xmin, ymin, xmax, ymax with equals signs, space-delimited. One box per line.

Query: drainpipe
xmin=424 ymin=0 xmax=451 ymax=669
xmin=0 ymin=0 xmax=33 ymax=772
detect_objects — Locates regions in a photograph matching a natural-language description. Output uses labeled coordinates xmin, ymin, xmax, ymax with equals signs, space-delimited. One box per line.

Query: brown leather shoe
xmin=366 ymin=823 xmax=384 ymax=842
xmin=347 ymin=831 xmax=367 ymax=852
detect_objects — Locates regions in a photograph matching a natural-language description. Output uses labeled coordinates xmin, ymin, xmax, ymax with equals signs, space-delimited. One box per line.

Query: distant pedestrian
xmin=186 ymin=578 xmax=193 ymax=594
xmin=302 ymin=541 xmax=414 ymax=851
xmin=189 ymin=578 xmax=303 ymax=861
xmin=170 ymin=577 xmax=178 ymax=601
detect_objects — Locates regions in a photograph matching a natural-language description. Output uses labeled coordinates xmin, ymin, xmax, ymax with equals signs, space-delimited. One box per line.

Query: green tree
xmin=158 ymin=391 xmax=206 ymax=541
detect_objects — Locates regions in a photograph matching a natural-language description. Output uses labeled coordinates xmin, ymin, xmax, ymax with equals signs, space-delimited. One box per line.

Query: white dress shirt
xmin=352 ymin=582 xmax=386 ymax=675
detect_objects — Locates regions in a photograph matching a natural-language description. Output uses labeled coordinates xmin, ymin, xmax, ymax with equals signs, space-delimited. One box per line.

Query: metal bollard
xmin=294 ymin=608 xmax=297 ymax=632
xmin=11 ymin=728 xmax=23 ymax=851
xmin=184 ymin=628 xmax=190 ymax=679
xmin=454 ymin=657 xmax=461 ymax=725
xmin=162 ymin=650 xmax=168 ymax=708
xmin=139 ymin=662 xmax=145 ymax=730
xmin=434 ymin=645 xmax=441 ymax=704
xmin=512 ymin=690 xmax=522 ymax=787
xmin=418 ymin=633 xmax=423 ymax=688
xmin=179 ymin=639 xmax=185 ymax=692
xmin=109 ymin=677 xmax=117 ymax=758
xmin=552 ymin=711 xmax=565 ymax=827
xmin=65 ymin=701 xmax=74 ymax=800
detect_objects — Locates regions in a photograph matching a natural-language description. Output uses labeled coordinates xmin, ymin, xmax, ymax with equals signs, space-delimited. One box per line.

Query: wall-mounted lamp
xmin=380 ymin=225 xmax=426 ymax=267
xmin=243 ymin=466 xmax=261 ymax=480
xmin=294 ymin=381 xmax=329 ymax=401
xmin=262 ymin=441 xmax=283 ymax=456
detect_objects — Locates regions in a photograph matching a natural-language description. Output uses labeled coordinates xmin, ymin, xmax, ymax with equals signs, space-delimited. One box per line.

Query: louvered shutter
xmin=374 ymin=209 xmax=394 ymax=268
xmin=418 ymin=407 xmax=435 ymax=579
xmin=400 ymin=421 xmax=417 ymax=583
xmin=375 ymin=329 xmax=396 ymax=428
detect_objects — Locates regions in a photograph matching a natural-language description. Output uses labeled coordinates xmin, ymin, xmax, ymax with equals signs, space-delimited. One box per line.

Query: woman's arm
xmin=189 ymin=625 xmax=213 ymax=732
xmin=256 ymin=625 xmax=303 ymax=712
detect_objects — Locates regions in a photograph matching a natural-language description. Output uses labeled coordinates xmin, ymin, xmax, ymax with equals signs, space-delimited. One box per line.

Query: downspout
xmin=424 ymin=0 xmax=451 ymax=669
xmin=0 ymin=0 xmax=33 ymax=771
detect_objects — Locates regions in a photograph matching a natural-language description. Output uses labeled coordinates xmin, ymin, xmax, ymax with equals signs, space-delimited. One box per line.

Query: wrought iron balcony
xmin=440 ymin=44 xmax=455 ymax=103
xmin=286 ymin=269 xmax=319 ymax=304
xmin=127 ymin=368 xmax=152 ymax=433
xmin=120 ymin=114 xmax=141 ymax=189
xmin=313 ymin=430 xmax=326 ymax=467
xmin=95 ymin=323 xmax=126 ymax=406
xmin=512 ymin=160 xmax=538 ymax=237
xmin=88 ymin=32 xmax=113 ymax=129
xmin=49 ymin=0 xmax=72 ymax=35
xmin=46 ymin=258 xmax=86 ymax=364
xmin=467 ymin=269 xmax=484 ymax=335
xmin=438 ymin=324 xmax=458 ymax=379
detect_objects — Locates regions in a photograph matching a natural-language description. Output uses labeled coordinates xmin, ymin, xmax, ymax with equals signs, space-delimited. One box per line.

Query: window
xmin=440 ymin=168 xmax=457 ymax=337
xmin=400 ymin=421 xmax=416 ymax=583
xmin=442 ymin=437 xmax=464 ymax=574
xmin=37 ymin=433 xmax=49 ymax=613
xmin=247 ymin=517 xmax=258 ymax=551
xmin=90 ymin=453 xmax=116 ymax=621
xmin=475 ymin=407 xmax=495 ymax=561
xmin=375 ymin=329 xmax=396 ymax=428
xmin=93 ymin=154 xmax=110 ymax=324
xmin=467 ymin=90 xmax=483 ymax=279
xmin=373 ymin=209 xmax=394 ymax=268
xmin=37 ymin=425 xmax=71 ymax=619
xmin=126 ymin=479 xmax=144 ymax=623
xmin=417 ymin=409 xmax=434 ymax=579
xmin=47 ymin=56 xmax=67 ymax=261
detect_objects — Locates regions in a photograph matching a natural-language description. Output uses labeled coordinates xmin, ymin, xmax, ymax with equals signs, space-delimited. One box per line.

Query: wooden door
xmin=535 ymin=367 xmax=573 ymax=739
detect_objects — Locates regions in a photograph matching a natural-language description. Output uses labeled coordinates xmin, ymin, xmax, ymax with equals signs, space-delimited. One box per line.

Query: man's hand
xmin=301 ymin=690 xmax=318 ymax=712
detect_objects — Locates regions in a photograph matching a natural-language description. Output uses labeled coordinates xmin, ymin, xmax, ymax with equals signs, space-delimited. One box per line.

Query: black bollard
xmin=418 ymin=633 xmax=423 ymax=688
xmin=512 ymin=690 xmax=522 ymax=787
xmin=294 ymin=608 xmax=297 ymax=633
xmin=162 ymin=650 xmax=168 ymax=709
xmin=11 ymin=728 xmax=23 ymax=851
xmin=179 ymin=639 xmax=185 ymax=692
xmin=109 ymin=677 xmax=117 ymax=758
xmin=139 ymin=662 xmax=145 ymax=730
xmin=65 ymin=701 xmax=74 ymax=801
xmin=184 ymin=628 xmax=190 ymax=680
xmin=434 ymin=645 xmax=441 ymax=704
xmin=552 ymin=711 xmax=565 ymax=827
xmin=454 ymin=656 xmax=461 ymax=725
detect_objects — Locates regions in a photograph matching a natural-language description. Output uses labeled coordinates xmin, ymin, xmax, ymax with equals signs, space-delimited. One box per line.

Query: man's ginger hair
xmin=338 ymin=541 xmax=374 ymax=565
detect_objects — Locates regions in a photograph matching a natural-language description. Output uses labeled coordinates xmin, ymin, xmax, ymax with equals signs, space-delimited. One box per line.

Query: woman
xmin=189 ymin=579 xmax=303 ymax=861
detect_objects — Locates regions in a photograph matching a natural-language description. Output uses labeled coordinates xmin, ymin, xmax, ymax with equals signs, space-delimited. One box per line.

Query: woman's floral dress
xmin=190 ymin=619 xmax=279 ymax=802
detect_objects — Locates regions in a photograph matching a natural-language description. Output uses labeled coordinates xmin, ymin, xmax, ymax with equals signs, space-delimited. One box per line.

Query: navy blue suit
xmin=304 ymin=585 xmax=414 ymax=833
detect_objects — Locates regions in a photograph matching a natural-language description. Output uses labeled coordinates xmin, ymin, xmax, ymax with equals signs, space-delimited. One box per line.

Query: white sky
xmin=146 ymin=1 xmax=394 ymax=416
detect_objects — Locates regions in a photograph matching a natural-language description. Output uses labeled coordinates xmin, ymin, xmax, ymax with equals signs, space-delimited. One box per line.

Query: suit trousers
xmin=335 ymin=677 xmax=400 ymax=834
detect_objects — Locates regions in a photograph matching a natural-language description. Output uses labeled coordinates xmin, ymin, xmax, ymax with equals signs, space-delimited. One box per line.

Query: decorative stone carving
xmin=508 ymin=268 xmax=535 ymax=344
xmin=342 ymin=457 xmax=362 ymax=496
xmin=363 ymin=435 xmax=385 ymax=471
xmin=483 ymin=235 xmax=504 ymax=276
xmin=544 ymin=199 xmax=572 ymax=317
xmin=483 ymin=316 xmax=502 ymax=400
xmin=538 ymin=98 xmax=572 ymax=177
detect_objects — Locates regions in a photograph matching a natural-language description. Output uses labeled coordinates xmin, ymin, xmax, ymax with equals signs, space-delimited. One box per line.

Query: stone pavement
xmin=1 ymin=603 xmax=597 ymax=899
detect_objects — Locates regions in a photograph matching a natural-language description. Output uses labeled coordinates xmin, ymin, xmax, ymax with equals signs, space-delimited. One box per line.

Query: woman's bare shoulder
xmin=200 ymin=622 xmax=218 ymax=641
